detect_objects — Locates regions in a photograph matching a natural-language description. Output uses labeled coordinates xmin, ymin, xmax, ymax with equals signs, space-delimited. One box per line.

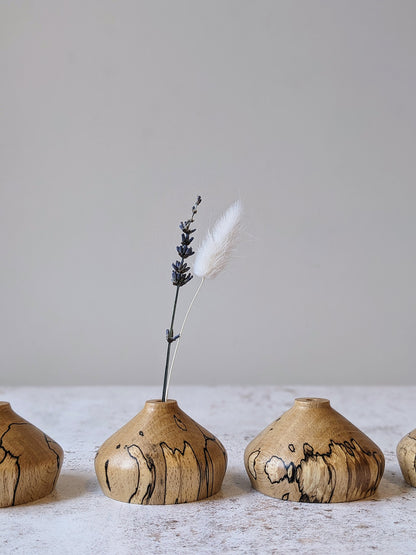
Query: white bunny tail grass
xmin=193 ymin=200 xmax=243 ymax=279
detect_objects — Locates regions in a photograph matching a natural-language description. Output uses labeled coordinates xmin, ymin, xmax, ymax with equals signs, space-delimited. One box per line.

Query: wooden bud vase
xmin=244 ymin=397 xmax=384 ymax=503
xmin=95 ymin=399 xmax=227 ymax=505
xmin=0 ymin=401 xmax=63 ymax=507
xmin=397 ymin=429 xmax=416 ymax=487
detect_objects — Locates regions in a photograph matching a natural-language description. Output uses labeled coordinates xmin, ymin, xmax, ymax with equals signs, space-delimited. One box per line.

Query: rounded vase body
xmin=244 ymin=397 xmax=384 ymax=503
xmin=95 ymin=399 xmax=227 ymax=505
xmin=397 ymin=429 xmax=416 ymax=487
xmin=0 ymin=401 xmax=63 ymax=507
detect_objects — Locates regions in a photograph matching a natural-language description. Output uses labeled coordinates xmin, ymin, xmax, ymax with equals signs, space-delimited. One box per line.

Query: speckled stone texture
xmin=0 ymin=385 xmax=415 ymax=554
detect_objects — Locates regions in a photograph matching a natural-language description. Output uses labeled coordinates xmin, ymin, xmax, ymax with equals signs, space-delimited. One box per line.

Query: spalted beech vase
xmin=95 ymin=400 xmax=227 ymax=505
xmin=244 ymin=398 xmax=385 ymax=503
xmin=397 ymin=429 xmax=416 ymax=487
xmin=0 ymin=402 xmax=63 ymax=507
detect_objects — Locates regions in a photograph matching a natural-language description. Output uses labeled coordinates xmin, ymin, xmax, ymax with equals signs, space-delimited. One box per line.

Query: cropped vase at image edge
xmin=397 ymin=429 xmax=416 ymax=487
xmin=244 ymin=397 xmax=385 ymax=503
xmin=0 ymin=401 xmax=63 ymax=507
xmin=95 ymin=399 xmax=227 ymax=505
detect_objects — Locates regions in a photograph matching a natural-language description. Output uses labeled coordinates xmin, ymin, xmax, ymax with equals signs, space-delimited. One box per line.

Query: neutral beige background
xmin=1 ymin=1 xmax=415 ymax=387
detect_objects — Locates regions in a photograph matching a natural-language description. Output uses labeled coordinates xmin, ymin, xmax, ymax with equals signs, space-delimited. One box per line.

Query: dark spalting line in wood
xmin=287 ymin=462 xmax=296 ymax=482
xmin=174 ymin=415 xmax=187 ymax=431
xmin=405 ymin=434 xmax=416 ymax=473
xmin=125 ymin=443 xmax=156 ymax=504
xmin=250 ymin=438 xmax=384 ymax=503
xmin=196 ymin=445 xmax=203 ymax=501
xmin=345 ymin=442 xmax=354 ymax=495
xmin=160 ymin=440 xmax=197 ymax=457
xmin=194 ymin=422 xmax=228 ymax=462
xmin=104 ymin=459 xmax=111 ymax=491
xmin=201 ymin=441 xmax=213 ymax=499
xmin=201 ymin=447 xmax=212 ymax=499
xmin=142 ymin=482 xmax=154 ymax=504
xmin=160 ymin=440 xmax=201 ymax=502
xmin=247 ymin=449 xmax=260 ymax=480
xmin=0 ymin=422 xmax=28 ymax=506
xmin=0 ymin=446 xmax=20 ymax=506
xmin=194 ymin=422 xmax=227 ymax=499
xmin=194 ymin=423 xmax=228 ymax=465
xmin=127 ymin=444 xmax=157 ymax=504
xmin=145 ymin=452 xmax=156 ymax=503
xmin=297 ymin=442 xmax=337 ymax=503
xmin=43 ymin=433 xmax=62 ymax=489
xmin=125 ymin=444 xmax=140 ymax=503
xmin=264 ymin=454 xmax=295 ymax=485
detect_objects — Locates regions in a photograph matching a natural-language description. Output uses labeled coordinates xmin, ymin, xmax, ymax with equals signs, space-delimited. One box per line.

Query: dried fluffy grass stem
xmin=193 ymin=200 xmax=242 ymax=279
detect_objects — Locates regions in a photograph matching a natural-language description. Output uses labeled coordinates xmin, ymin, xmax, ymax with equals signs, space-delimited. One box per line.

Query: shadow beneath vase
xmin=371 ymin=468 xmax=414 ymax=501
xmin=209 ymin=468 xmax=252 ymax=502
xmin=210 ymin=466 xmax=415 ymax=505
xmin=22 ymin=472 xmax=95 ymax=507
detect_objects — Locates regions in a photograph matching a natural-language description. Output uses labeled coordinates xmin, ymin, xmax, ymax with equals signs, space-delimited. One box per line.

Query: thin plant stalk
xmin=161 ymin=284 xmax=180 ymax=402
xmin=165 ymin=277 xmax=205 ymax=400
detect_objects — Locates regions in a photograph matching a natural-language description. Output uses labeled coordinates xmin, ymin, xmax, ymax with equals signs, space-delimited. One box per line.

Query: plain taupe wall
xmin=1 ymin=1 xmax=415 ymax=388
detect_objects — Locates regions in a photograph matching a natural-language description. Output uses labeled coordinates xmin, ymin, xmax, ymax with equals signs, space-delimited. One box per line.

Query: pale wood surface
xmin=245 ymin=397 xmax=384 ymax=502
xmin=95 ymin=399 xmax=227 ymax=504
xmin=0 ymin=385 xmax=415 ymax=554
xmin=397 ymin=429 xmax=416 ymax=487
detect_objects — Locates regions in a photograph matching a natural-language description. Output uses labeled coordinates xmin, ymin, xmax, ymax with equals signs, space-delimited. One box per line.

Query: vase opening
xmin=145 ymin=399 xmax=178 ymax=407
xmin=294 ymin=397 xmax=330 ymax=408
xmin=146 ymin=399 xmax=177 ymax=404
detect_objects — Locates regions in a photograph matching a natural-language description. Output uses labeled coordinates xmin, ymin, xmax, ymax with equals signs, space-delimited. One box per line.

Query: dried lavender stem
xmin=162 ymin=284 xmax=180 ymax=402
xmin=161 ymin=196 xmax=201 ymax=402
xmin=165 ymin=277 xmax=205 ymax=400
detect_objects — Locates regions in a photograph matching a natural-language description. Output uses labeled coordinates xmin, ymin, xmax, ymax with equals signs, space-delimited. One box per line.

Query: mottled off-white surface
xmin=0 ymin=386 xmax=415 ymax=554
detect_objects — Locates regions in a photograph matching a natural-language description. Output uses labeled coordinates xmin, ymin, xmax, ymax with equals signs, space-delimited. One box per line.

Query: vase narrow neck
xmin=294 ymin=398 xmax=331 ymax=409
xmin=143 ymin=399 xmax=179 ymax=414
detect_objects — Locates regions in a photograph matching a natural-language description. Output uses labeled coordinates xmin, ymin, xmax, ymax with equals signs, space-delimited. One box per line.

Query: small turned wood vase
xmin=95 ymin=399 xmax=227 ymax=505
xmin=397 ymin=429 xmax=416 ymax=487
xmin=244 ymin=397 xmax=385 ymax=503
xmin=0 ymin=401 xmax=63 ymax=507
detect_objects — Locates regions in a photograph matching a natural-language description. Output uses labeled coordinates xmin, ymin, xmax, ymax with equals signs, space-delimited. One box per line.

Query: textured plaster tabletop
xmin=0 ymin=385 xmax=415 ymax=554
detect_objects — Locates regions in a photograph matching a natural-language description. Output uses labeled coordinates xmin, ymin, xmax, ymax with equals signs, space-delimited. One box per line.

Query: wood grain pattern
xmin=0 ymin=401 xmax=63 ymax=507
xmin=244 ymin=397 xmax=384 ymax=503
xmin=95 ymin=399 xmax=227 ymax=504
xmin=397 ymin=429 xmax=416 ymax=487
